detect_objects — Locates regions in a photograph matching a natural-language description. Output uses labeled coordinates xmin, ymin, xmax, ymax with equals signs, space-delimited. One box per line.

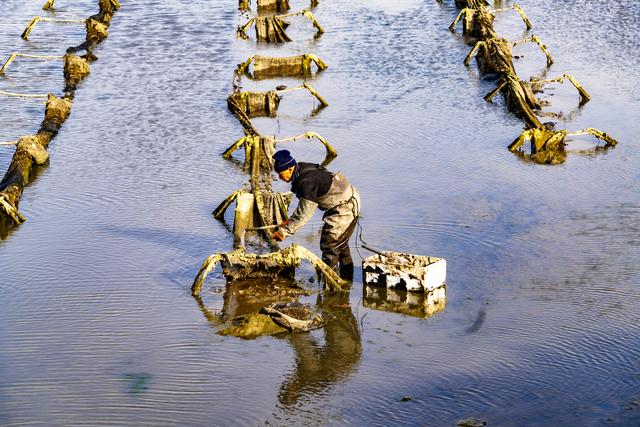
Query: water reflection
xmin=194 ymin=278 xmax=308 ymax=338
xmin=363 ymin=284 xmax=446 ymax=319
xmin=194 ymin=281 xmax=362 ymax=409
xmin=277 ymin=289 xmax=361 ymax=407
xmin=0 ymin=163 xmax=48 ymax=239
xmin=194 ymin=292 xmax=223 ymax=326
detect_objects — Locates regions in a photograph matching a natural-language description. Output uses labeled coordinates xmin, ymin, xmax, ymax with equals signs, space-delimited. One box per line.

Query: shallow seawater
xmin=1 ymin=0 xmax=639 ymax=425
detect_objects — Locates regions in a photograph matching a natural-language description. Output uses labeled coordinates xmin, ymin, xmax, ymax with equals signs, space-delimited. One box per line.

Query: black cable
xmin=355 ymin=219 xmax=364 ymax=261
xmin=351 ymin=192 xmax=369 ymax=261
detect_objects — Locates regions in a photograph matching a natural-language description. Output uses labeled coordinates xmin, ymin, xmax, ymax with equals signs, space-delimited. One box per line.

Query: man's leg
xmin=338 ymin=244 xmax=354 ymax=281
xmin=339 ymin=189 xmax=361 ymax=280
xmin=320 ymin=225 xmax=341 ymax=272
xmin=321 ymin=200 xmax=358 ymax=279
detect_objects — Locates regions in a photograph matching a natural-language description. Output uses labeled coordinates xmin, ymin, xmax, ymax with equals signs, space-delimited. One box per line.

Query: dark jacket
xmin=290 ymin=162 xmax=333 ymax=206
xmin=282 ymin=163 xmax=357 ymax=235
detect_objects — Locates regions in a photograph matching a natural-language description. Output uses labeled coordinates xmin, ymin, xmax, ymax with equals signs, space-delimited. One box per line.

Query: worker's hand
xmin=273 ymin=230 xmax=285 ymax=242
xmin=280 ymin=219 xmax=289 ymax=227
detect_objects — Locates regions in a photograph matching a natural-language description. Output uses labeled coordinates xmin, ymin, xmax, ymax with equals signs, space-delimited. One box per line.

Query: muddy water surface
xmin=1 ymin=0 xmax=639 ymax=425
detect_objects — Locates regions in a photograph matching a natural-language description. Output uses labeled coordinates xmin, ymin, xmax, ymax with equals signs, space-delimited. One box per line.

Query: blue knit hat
xmin=273 ymin=150 xmax=296 ymax=173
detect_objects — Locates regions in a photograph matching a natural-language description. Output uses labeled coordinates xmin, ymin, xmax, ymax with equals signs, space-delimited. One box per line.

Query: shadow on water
xmin=465 ymin=309 xmax=486 ymax=334
xmin=96 ymin=224 xmax=227 ymax=259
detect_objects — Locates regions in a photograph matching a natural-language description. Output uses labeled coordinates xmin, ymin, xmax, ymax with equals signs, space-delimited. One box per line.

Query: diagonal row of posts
xmin=192 ymin=0 xmax=347 ymax=295
xmin=0 ymin=0 xmax=120 ymax=230
xmin=443 ymin=0 xmax=618 ymax=165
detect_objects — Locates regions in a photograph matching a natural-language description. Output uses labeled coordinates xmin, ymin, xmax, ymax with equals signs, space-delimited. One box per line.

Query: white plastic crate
xmin=362 ymin=251 xmax=447 ymax=292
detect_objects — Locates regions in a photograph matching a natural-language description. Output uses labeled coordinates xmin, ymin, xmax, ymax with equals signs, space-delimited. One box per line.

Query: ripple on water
xmin=1 ymin=0 xmax=640 ymax=425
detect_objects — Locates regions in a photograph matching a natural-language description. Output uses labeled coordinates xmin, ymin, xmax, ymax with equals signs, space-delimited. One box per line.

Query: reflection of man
xmin=277 ymin=290 xmax=362 ymax=407
xmin=272 ymin=150 xmax=361 ymax=280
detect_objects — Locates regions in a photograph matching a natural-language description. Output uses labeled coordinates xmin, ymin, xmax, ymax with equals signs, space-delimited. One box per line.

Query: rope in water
xmin=0 ymin=90 xmax=50 ymax=99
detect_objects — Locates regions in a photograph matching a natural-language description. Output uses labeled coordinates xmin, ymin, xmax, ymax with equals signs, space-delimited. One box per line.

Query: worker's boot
xmin=322 ymin=252 xmax=340 ymax=275
xmin=338 ymin=246 xmax=354 ymax=281
xmin=339 ymin=263 xmax=354 ymax=282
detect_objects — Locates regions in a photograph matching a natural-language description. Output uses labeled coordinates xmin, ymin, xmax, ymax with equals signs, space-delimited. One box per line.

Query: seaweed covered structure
xmin=63 ymin=53 xmax=91 ymax=91
xmin=214 ymin=132 xmax=336 ymax=248
xmin=215 ymin=132 xmax=290 ymax=248
xmin=222 ymin=132 xmax=336 ymax=170
xmin=229 ymin=63 xmax=328 ymax=135
xmin=192 ymin=245 xmax=347 ymax=296
xmin=483 ymin=73 xmax=591 ymax=129
xmin=256 ymin=0 xmax=291 ymax=14
xmin=236 ymin=54 xmax=328 ymax=80
xmin=230 ymin=84 xmax=328 ymax=118
xmin=202 ymin=111 xmax=342 ymax=293
xmin=508 ymin=127 xmax=617 ymax=165
xmin=261 ymin=302 xmax=325 ymax=332
xmin=442 ymin=0 xmax=619 ymax=164
xmin=453 ymin=0 xmax=488 ymax=9
xmin=239 ymin=15 xmax=292 ymax=43
xmin=236 ymin=90 xmax=282 ymax=118
xmin=220 ymin=53 xmax=334 ymax=253
xmin=0 ymin=96 xmax=71 ymax=224
xmin=193 ymin=0 xmax=347 ymax=309
xmin=23 ymin=0 xmax=120 ymax=45
xmin=450 ymin=4 xmax=532 ymax=40
xmin=237 ymin=9 xmax=324 ymax=42
xmin=238 ymin=0 xmax=315 ymax=14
